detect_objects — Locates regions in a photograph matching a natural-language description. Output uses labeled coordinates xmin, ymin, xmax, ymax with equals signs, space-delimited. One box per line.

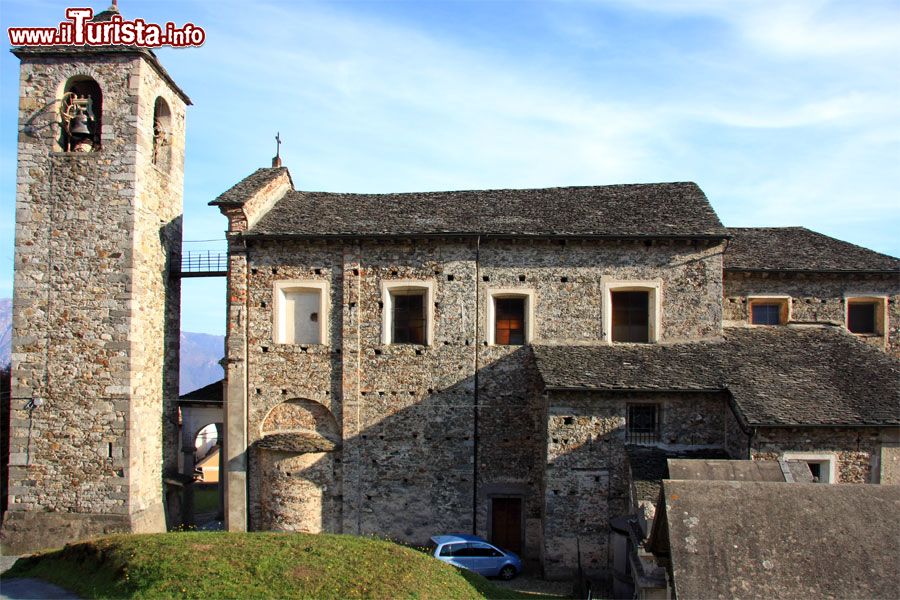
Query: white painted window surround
xmin=783 ymin=452 xmax=837 ymax=484
xmin=486 ymin=288 xmax=535 ymax=346
xmin=273 ymin=280 xmax=330 ymax=345
xmin=381 ymin=280 xmax=435 ymax=345
xmin=601 ymin=279 xmax=662 ymax=343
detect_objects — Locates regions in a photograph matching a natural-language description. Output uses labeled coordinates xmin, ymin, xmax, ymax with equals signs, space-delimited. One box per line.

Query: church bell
xmin=69 ymin=112 xmax=91 ymax=136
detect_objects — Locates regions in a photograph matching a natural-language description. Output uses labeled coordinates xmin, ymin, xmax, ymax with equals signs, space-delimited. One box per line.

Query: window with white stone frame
xmin=602 ymin=280 xmax=661 ymax=343
xmin=783 ymin=452 xmax=837 ymax=483
xmin=382 ymin=280 xmax=435 ymax=345
xmin=486 ymin=289 xmax=535 ymax=346
xmin=845 ymin=295 xmax=887 ymax=337
xmin=273 ymin=280 xmax=330 ymax=345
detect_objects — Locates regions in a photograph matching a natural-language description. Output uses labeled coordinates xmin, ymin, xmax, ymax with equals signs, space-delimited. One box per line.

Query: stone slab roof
xmin=178 ymin=380 xmax=223 ymax=404
xmin=655 ymin=480 xmax=900 ymax=600
xmin=210 ymin=167 xmax=291 ymax=207
xmin=220 ymin=178 xmax=726 ymax=238
xmin=534 ymin=326 xmax=900 ymax=427
xmin=626 ymin=446 xmax=730 ymax=503
xmin=667 ymin=458 xmax=785 ymax=482
xmin=725 ymin=227 xmax=900 ymax=273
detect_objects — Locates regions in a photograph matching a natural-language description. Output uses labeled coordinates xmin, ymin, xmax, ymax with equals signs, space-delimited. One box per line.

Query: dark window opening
xmin=60 ymin=77 xmax=102 ymax=152
xmin=807 ymin=462 xmax=822 ymax=483
xmin=392 ymin=291 xmax=425 ymax=344
xmin=627 ymin=404 xmax=658 ymax=444
xmin=612 ymin=291 xmax=649 ymax=343
xmin=495 ymin=298 xmax=526 ymax=345
xmin=848 ymin=302 xmax=876 ymax=334
xmin=751 ymin=303 xmax=783 ymax=325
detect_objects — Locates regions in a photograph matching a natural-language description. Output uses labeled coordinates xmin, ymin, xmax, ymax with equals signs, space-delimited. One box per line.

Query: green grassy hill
xmin=3 ymin=532 xmax=538 ymax=599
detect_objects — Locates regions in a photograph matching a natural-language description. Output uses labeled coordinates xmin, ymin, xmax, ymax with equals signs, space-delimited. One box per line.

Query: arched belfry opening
xmin=59 ymin=76 xmax=102 ymax=152
xmin=152 ymin=96 xmax=172 ymax=171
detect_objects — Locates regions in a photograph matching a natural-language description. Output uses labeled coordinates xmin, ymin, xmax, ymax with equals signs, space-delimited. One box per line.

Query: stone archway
xmin=256 ymin=399 xmax=341 ymax=533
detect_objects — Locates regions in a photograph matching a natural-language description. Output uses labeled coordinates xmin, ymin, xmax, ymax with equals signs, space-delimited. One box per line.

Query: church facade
xmin=212 ymin=167 xmax=899 ymax=578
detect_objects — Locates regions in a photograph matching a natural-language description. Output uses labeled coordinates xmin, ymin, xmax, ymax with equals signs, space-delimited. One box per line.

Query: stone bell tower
xmin=2 ymin=6 xmax=190 ymax=553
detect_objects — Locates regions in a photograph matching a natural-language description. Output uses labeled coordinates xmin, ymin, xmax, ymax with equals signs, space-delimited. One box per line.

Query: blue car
xmin=429 ymin=534 xmax=522 ymax=580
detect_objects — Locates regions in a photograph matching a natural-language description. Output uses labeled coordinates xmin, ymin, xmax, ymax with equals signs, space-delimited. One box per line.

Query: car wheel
xmin=499 ymin=565 xmax=517 ymax=580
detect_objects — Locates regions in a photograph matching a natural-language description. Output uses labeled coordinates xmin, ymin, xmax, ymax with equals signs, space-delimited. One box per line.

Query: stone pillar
xmin=223 ymin=243 xmax=249 ymax=531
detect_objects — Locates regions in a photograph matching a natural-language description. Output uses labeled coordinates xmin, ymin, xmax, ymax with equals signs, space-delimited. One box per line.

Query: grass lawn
xmin=192 ymin=484 xmax=219 ymax=514
xmin=2 ymin=532 xmax=553 ymax=599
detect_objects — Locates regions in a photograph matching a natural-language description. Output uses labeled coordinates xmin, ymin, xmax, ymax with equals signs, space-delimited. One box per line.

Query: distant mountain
xmin=179 ymin=331 xmax=225 ymax=395
xmin=0 ymin=298 xmax=10 ymax=370
xmin=0 ymin=299 xmax=222 ymax=394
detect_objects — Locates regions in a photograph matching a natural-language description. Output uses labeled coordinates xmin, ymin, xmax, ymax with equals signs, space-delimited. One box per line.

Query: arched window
xmin=59 ymin=76 xmax=102 ymax=152
xmin=152 ymin=97 xmax=172 ymax=171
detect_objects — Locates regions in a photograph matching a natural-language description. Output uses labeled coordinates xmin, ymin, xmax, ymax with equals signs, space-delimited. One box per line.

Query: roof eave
xmin=543 ymin=385 xmax=725 ymax=393
xmin=11 ymin=46 xmax=192 ymax=105
xmin=725 ymin=267 xmax=899 ymax=275
xmin=239 ymin=232 xmax=731 ymax=241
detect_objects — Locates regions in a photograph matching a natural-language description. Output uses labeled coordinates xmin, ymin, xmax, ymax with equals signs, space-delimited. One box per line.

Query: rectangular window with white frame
xmin=273 ymin=280 xmax=330 ymax=345
xmin=783 ymin=452 xmax=836 ymax=484
xmin=487 ymin=289 xmax=534 ymax=346
xmin=382 ymin=280 xmax=434 ymax=345
xmin=602 ymin=280 xmax=661 ymax=344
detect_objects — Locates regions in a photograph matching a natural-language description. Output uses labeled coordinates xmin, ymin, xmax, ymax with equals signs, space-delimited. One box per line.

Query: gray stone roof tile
xmin=725 ymin=227 xmax=900 ymax=272
xmin=209 ymin=167 xmax=290 ymax=206
xmin=533 ymin=326 xmax=900 ymax=426
xmin=656 ymin=480 xmax=900 ymax=600
xmin=240 ymin=182 xmax=726 ymax=238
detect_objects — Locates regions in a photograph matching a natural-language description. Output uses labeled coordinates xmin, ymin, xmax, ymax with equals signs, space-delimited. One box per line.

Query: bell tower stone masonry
xmin=2 ymin=15 xmax=190 ymax=553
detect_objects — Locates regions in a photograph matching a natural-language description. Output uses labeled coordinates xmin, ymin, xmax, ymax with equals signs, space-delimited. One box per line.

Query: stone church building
xmin=211 ymin=167 xmax=900 ymax=578
xmin=3 ymin=7 xmax=899 ymax=582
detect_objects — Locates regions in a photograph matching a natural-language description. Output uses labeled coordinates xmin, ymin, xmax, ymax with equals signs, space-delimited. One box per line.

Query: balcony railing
xmin=625 ymin=429 xmax=659 ymax=444
xmin=175 ymin=250 xmax=228 ymax=278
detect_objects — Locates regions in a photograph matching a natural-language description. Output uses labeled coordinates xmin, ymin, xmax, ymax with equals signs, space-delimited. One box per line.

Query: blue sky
xmin=2 ymin=0 xmax=898 ymax=335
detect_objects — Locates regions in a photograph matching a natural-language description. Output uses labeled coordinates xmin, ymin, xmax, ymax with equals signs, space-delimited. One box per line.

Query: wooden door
xmin=491 ymin=497 xmax=522 ymax=554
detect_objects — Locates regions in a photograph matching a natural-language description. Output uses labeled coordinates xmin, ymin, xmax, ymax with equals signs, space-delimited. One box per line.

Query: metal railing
xmin=177 ymin=250 xmax=228 ymax=277
xmin=625 ymin=430 xmax=659 ymax=444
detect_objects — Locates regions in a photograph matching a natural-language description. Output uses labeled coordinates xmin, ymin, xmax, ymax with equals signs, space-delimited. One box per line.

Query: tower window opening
xmin=59 ymin=77 xmax=102 ymax=152
xmin=152 ymin=97 xmax=172 ymax=171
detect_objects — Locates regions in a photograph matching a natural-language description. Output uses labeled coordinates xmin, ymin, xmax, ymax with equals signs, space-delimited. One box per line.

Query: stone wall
xmin=751 ymin=427 xmax=897 ymax=483
xmin=221 ymin=234 xmax=725 ymax=564
xmin=3 ymin=52 xmax=184 ymax=553
xmin=724 ymin=272 xmax=900 ymax=357
xmin=542 ymin=390 xmax=735 ymax=579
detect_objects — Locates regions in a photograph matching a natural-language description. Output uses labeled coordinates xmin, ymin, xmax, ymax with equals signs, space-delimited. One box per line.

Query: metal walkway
xmin=175 ymin=250 xmax=228 ymax=278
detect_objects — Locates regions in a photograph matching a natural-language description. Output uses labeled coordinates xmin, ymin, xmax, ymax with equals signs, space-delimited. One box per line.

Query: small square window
xmin=495 ymin=298 xmax=526 ymax=345
xmin=392 ymin=290 xmax=426 ymax=345
xmin=612 ymin=291 xmax=650 ymax=343
xmin=626 ymin=404 xmax=658 ymax=444
xmin=382 ymin=281 xmax=434 ymax=345
xmin=751 ymin=303 xmax=781 ymax=325
xmin=487 ymin=290 xmax=533 ymax=346
xmin=783 ymin=453 xmax=835 ymax=483
xmin=748 ymin=297 xmax=789 ymax=325
xmin=847 ymin=301 xmax=877 ymax=334
xmin=274 ymin=281 xmax=329 ymax=345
